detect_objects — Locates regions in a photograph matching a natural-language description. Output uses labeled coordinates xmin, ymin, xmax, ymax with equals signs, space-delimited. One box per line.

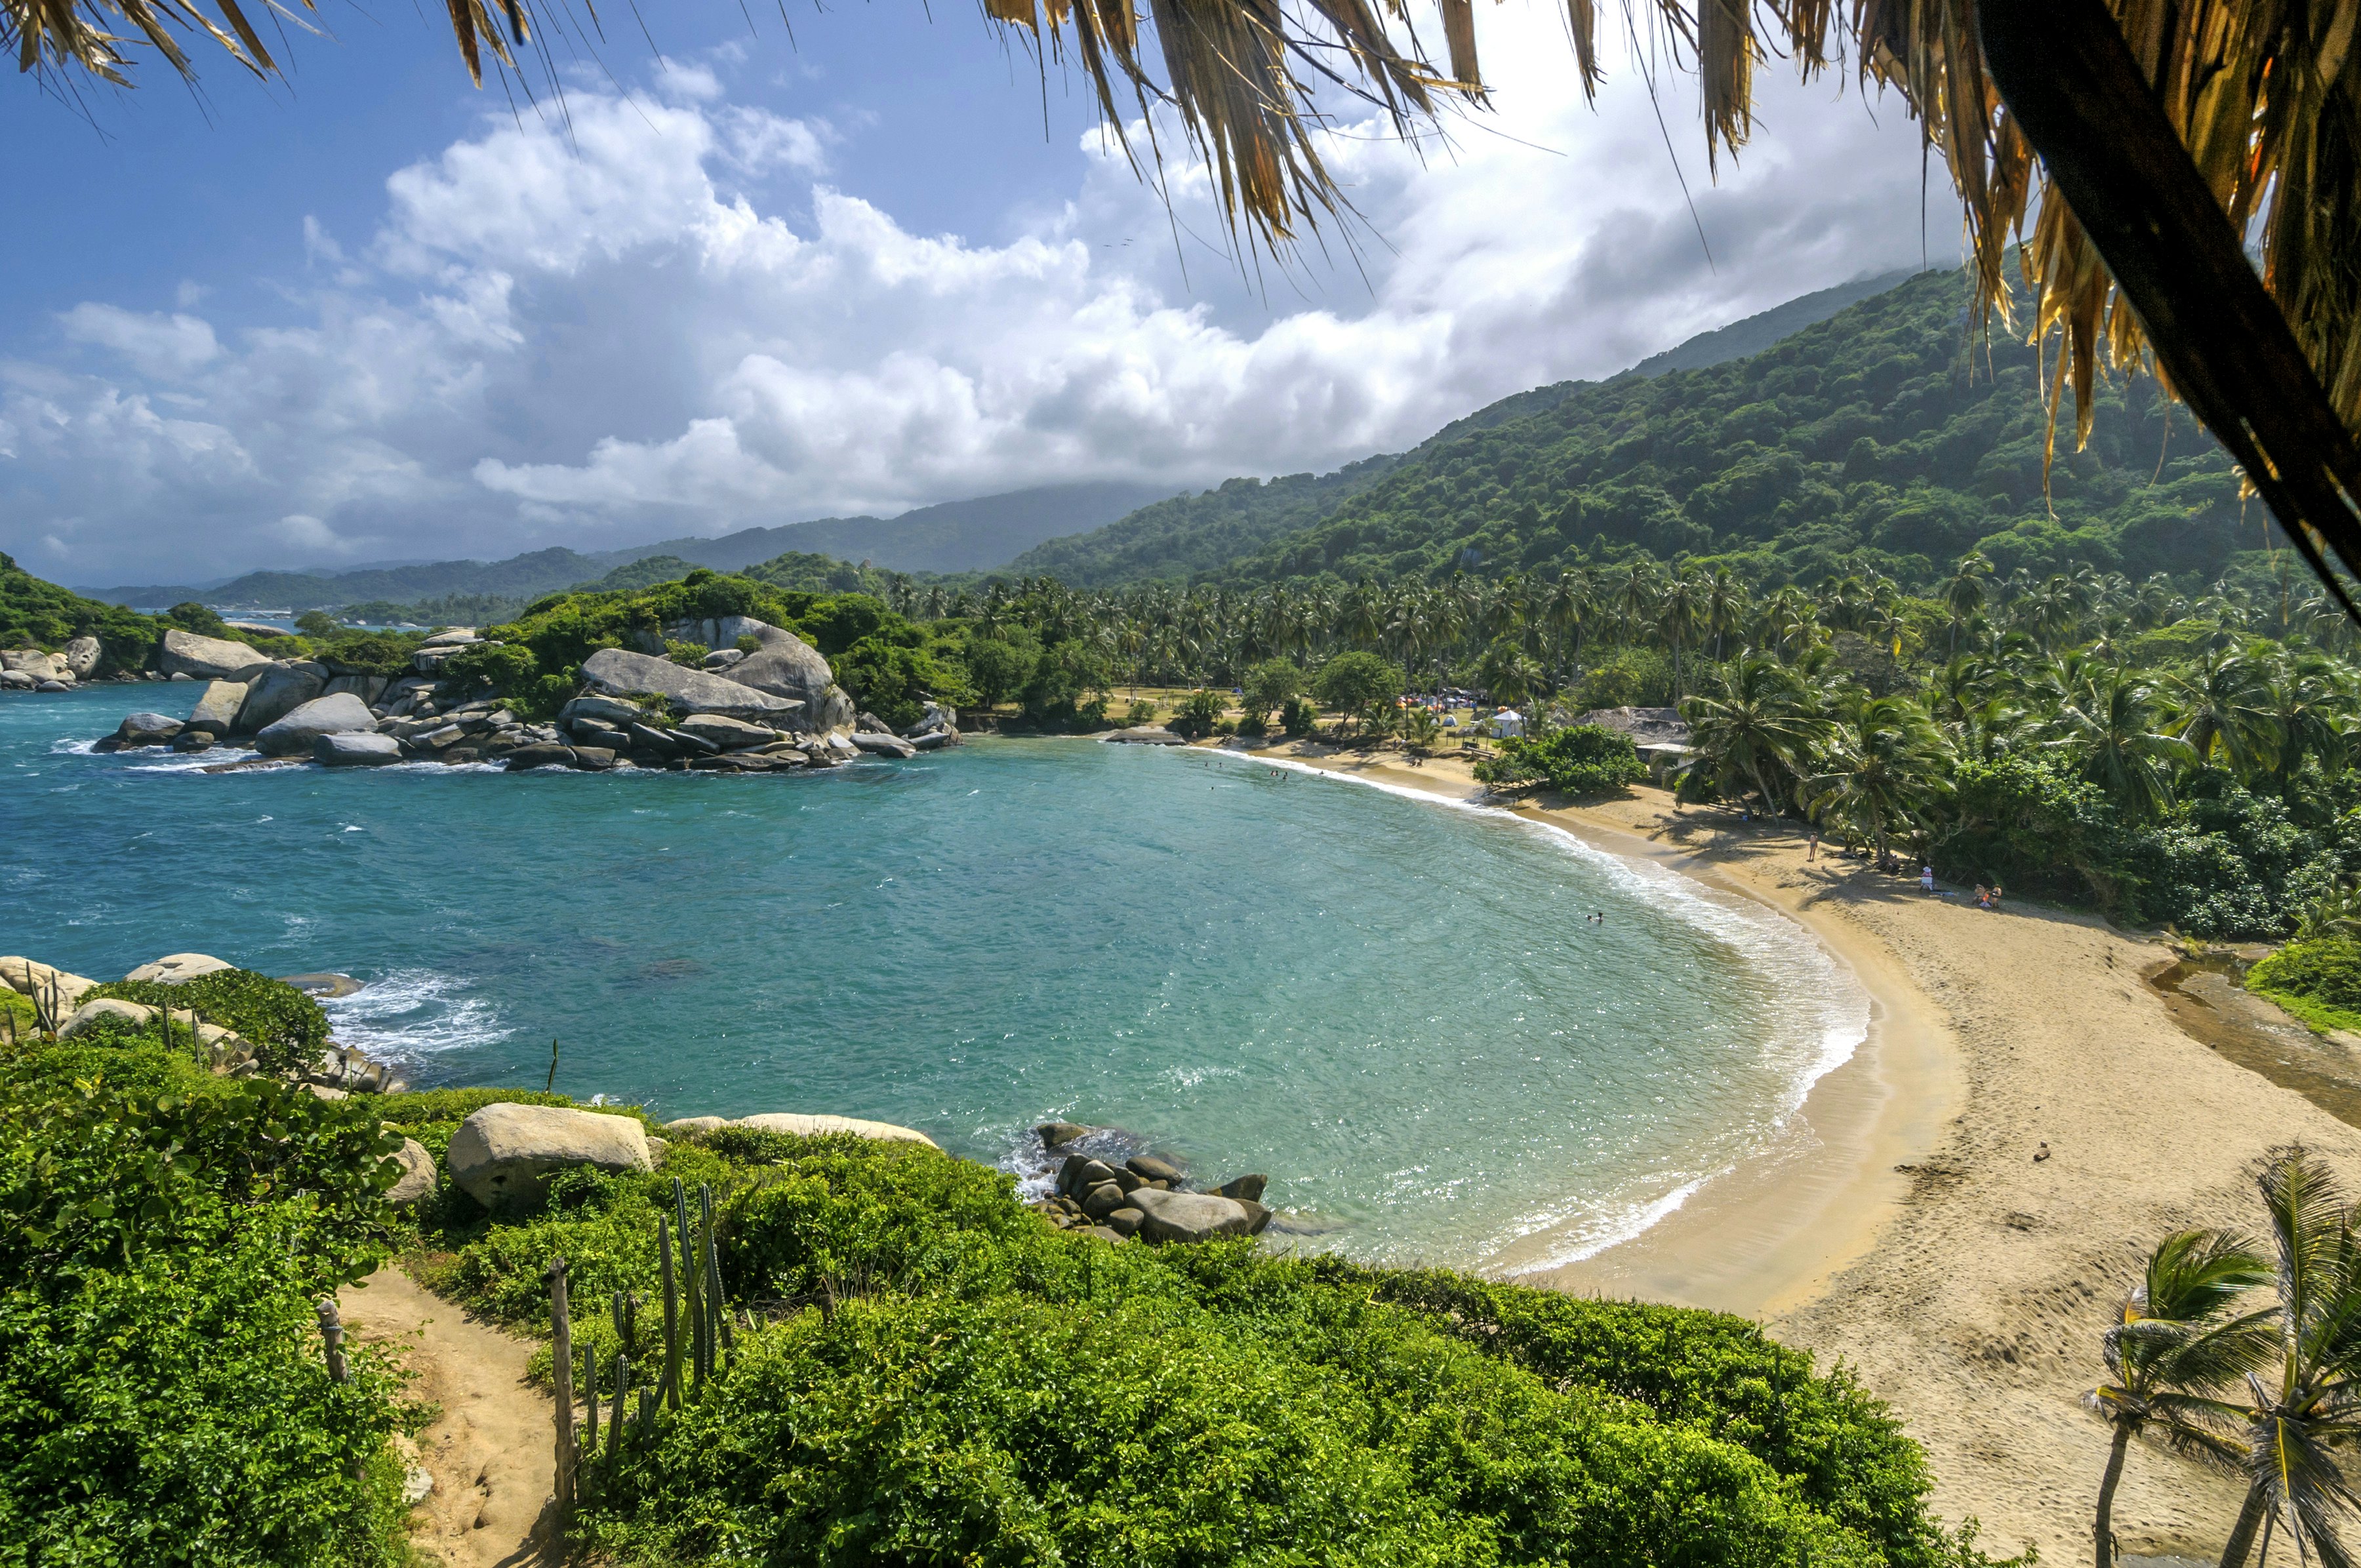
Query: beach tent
xmin=1492 ymin=710 xmax=1525 ymax=738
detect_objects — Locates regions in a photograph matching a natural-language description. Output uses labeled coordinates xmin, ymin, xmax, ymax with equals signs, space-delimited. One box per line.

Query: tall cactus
xmin=657 ymin=1214 xmax=681 ymax=1411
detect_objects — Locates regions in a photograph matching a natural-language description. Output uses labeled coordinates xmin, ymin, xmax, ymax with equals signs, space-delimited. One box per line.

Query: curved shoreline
xmin=1224 ymin=743 xmax=1949 ymax=1317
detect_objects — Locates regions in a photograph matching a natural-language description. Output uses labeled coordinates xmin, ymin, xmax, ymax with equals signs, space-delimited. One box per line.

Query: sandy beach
xmin=1246 ymin=740 xmax=2361 ymax=1564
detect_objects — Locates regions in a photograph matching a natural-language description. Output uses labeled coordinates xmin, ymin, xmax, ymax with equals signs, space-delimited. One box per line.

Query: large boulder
xmin=184 ymin=680 xmax=249 ymax=737
xmin=234 ymin=662 xmax=330 ymax=734
xmin=578 ymin=648 xmax=804 ymax=723
xmin=676 ymin=714 xmax=780 ymax=751
xmin=730 ymin=1112 xmax=938 ymax=1147
xmin=317 ymin=732 xmax=404 ymax=767
xmin=256 ymin=693 xmax=376 ymax=756
xmin=850 ymin=731 xmax=918 ymax=759
xmin=559 ymin=694 xmax=645 ymax=728
xmin=445 ymin=1104 xmax=654 ymax=1211
xmin=57 ymin=997 xmax=158 ymax=1039
xmin=159 ymin=628 xmax=273 ymax=682
xmin=0 ymin=958 xmax=98 ymax=1013
xmin=2 ymin=649 xmax=64 ymax=679
xmin=1127 ymin=1188 xmax=1261 ymax=1245
xmin=62 ymin=636 xmax=102 ymax=679
xmin=386 ymin=1138 xmax=437 ymax=1205
xmin=125 ymin=952 xmax=234 ymax=985
xmin=671 ymin=616 xmax=855 ymax=731
xmin=418 ymin=628 xmax=479 ymax=649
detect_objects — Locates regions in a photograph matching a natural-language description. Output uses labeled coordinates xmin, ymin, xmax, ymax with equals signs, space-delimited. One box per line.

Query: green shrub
xmin=1280 ymin=694 xmax=1320 ymax=736
xmin=2248 ymin=937 xmax=2361 ymax=1033
xmin=0 ymin=1039 xmax=408 ymax=1565
xmin=1124 ymin=698 xmax=1159 ymax=726
xmin=1476 ymin=723 xmax=1646 ymax=795
xmin=86 ymin=968 xmax=330 ymax=1075
xmin=1171 ymin=687 xmax=1226 ymax=738
xmin=1313 ymin=651 xmax=1405 ymax=731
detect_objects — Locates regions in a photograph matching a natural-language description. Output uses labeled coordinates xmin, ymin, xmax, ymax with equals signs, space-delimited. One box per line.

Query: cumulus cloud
xmin=1 ymin=24 xmax=1962 ymax=584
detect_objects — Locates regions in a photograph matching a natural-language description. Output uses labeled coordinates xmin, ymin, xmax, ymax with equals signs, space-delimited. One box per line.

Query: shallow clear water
xmin=2 ymin=686 xmax=1864 ymax=1270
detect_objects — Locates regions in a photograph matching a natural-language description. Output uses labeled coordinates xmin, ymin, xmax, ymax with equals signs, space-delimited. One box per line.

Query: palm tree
xmin=1942 ymin=552 xmax=1994 ymax=656
xmin=1804 ymin=693 xmax=1950 ymax=870
xmin=1680 ymin=653 xmax=1828 ymax=814
xmin=1657 ymin=571 xmax=1703 ymax=697
xmin=2210 ymin=1148 xmax=2361 ymax=1568
xmin=2046 ymin=666 xmax=2195 ymax=820
xmin=2088 ymin=1230 xmax=2274 ymax=1568
xmin=2172 ymin=649 xmax=2280 ymax=782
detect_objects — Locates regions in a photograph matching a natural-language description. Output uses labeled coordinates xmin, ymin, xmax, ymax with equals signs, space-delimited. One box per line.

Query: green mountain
xmin=998 ymin=269 xmax=1921 ymax=588
xmin=643 ymin=481 xmax=1176 ymax=576
xmin=82 ymin=546 xmax=623 ymax=614
xmin=1005 ymin=458 xmax=1404 ymax=586
xmin=1213 ymin=268 xmax=2244 ymax=589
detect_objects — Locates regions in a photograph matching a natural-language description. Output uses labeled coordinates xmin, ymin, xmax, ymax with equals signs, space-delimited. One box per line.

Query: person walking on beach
xmin=1920 ymin=864 xmax=1935 ymax=895
xmin=1806 ymin=828 xmax=1818 ymax=861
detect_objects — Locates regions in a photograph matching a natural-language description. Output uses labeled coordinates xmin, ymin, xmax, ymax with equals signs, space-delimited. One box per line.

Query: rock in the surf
xmin=184 ymin=680 xmax=249 ymax=737
xmin=1127 ymin=1187 xmax=1259 ymax=1245
xmin=1036 ymin=1121 xmax=1091 ymax=1149
xmin=502 ymin=742 xmax=576 ymax=771
xmin=235 ymin=662 xmax=330 ymax=734
xmin=850 ymin=731 xmax=918 ymax=759
xmin=676 ymin=713 xmax=778 ymax=751
xmin=1210 ymin=1173 xmax=1268 ymax=1203
xmin=256 ymin=693 xmax=375 ymax=756
xmin=1127 ymin=1154 xmax=1186 ymax=1186
xmin=159 ymin=628 xmax=273 ymax=683
xmin=104 ymin=712 xmax=183 ymax=749
xmin=446 ymin=1103 xmax=654 ymax=1211
xmin=317 ymin=732 xmax=403 ymax=767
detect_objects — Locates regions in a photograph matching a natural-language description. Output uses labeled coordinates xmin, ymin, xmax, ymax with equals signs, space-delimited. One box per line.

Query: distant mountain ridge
xmin=1000 ymin=271 xmax=1917 ymax=588
xmin=76 ymin=481 xmax=1177 ymax=609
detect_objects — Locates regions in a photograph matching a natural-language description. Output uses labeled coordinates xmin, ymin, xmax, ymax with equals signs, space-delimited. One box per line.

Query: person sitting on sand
xmin=1990 ymin=883 xmax=2004 ymax=910
xmin=1973 ymin=883 xmax=1990 ymax=909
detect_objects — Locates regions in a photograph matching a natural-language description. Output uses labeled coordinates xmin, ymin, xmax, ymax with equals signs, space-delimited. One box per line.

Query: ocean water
xmin=2 ymin=686 xmax=1865 ymax=1271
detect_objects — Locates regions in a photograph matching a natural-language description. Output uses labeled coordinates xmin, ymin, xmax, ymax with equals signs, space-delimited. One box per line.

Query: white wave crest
xmin=322 ymin=967 xmax=514 ymax=1066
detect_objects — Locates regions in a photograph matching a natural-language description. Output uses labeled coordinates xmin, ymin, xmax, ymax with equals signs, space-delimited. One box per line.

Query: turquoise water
xmin=2 ymin=686 xmax=1864 ymax=1270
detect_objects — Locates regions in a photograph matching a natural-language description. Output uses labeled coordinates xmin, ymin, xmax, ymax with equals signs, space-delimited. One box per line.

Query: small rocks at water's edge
xmin=70 ymin=614 xmax=966 ymax=782
xmin=1026 ymin=1136 xmax=1275 ymax=1245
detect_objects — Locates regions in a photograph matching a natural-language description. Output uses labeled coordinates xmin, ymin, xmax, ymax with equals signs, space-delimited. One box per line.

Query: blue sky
xmin=3 ymin=3 xmax=1964 ymax=585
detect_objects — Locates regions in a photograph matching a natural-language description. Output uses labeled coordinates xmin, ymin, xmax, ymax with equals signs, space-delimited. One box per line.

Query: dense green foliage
xmin=1314 ymin=650 xmax=1406 ymax=730
xmin=0 ymin=552 xmax=163 ymax=674
xmin=1007 ymin=458 xmax=1403 ymax=586
xmin=390 ymin=1125 xmax=1986 ymax=1568
xmin=429 ymin=569 xmax=969 ymax=727
xmin=2246 ymin=937 xmax=2361 ymax=1032
xmin=0 ymin=1037 xmax=409 ymax=1564
xmin=1478 ymin=724 xmax=1648 ymax=795
xmin=1035 ymin=270 xmax=2252 ymax=593
xmin=86 ymin=968 xmax=331 ymax=1075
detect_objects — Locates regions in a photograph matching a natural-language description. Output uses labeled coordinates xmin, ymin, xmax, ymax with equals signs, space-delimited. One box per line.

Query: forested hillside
xmin=1219 ymin=268 xmax=2248 ymax=590
xmin=1005 ymin=458 xmax=1402 ymax=586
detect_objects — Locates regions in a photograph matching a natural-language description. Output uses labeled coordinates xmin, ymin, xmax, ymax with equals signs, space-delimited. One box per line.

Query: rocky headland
xmin=64 ymin=615 xmax=959 ymax=774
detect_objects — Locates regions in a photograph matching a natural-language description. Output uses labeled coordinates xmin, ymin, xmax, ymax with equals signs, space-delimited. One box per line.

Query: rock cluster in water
xmin=0 ymin=637 xmax=102 ymax=691
xmin=81 ymin=619 xmax=961 ymax=774
xmin=1028 ymin=1123 xmax=1274 ymax=1245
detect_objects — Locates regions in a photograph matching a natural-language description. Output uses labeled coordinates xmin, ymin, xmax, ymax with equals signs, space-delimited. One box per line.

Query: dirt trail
xmin=340 ymin=1266 xmax=557 ymax=1567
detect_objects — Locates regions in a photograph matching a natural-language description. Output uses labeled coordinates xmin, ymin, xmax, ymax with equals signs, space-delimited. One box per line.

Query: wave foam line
xmin=323 ymin=967 xmax=513 ymax=1064
xmin=1209 ymin=750 xmax=1871 ymax=1268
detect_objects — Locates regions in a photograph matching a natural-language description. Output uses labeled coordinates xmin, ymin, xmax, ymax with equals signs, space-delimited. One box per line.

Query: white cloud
xmin=2 ymin=19 xmax=1962 ymax=583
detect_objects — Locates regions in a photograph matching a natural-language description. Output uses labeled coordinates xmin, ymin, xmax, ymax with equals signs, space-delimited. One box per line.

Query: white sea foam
xmin=322 ymin=967 xmax=514 ymax=1066
xmin=1213 ymin=750 xmax=1872 ymax=1273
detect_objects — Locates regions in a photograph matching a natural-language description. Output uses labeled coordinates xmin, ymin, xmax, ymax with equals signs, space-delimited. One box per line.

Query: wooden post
xmin=658 ymin=1216 xmax=681 ymax=1411
xmin=550 ymin=1256 xmax=575 ymax=1513
xmin=315 ymin=1298 xmax=348 ymax=1383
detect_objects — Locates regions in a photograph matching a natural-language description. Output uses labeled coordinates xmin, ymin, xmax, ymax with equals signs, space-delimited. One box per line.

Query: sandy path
xmin=340 ymin=1266 xmax=557 ymax=1567
xmin=1246 ymin=745 xmax=2361 ymax=1563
